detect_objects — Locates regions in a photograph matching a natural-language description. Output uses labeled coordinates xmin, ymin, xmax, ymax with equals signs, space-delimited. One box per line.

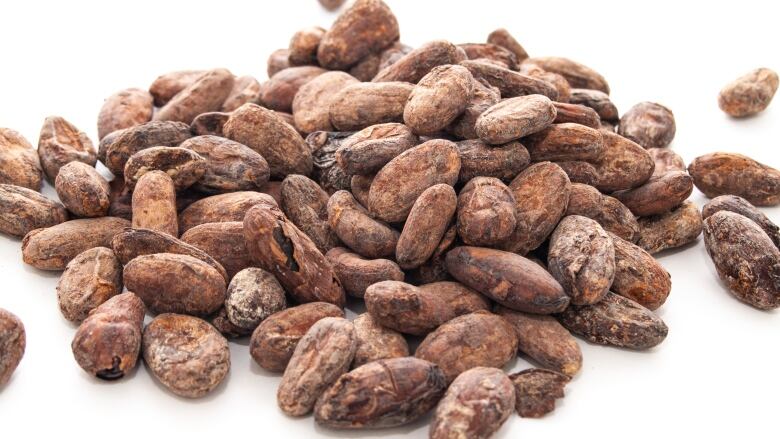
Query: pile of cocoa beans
xmin=1 ymin=0 xmax=779 ymax=437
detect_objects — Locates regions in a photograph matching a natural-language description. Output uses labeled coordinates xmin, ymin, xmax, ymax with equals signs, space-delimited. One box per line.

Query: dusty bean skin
xmin=260 ymin=66 xmax=327 ymax=112
xmin=278 ymin=317 xmax=357 ymax=416
xmin=123 ymin=146 xmax=206 ymax=191
xmin=718 ymin=68 xmax=778 ymax=117
xmin=244 ymin=204 xmax=345 ymax=306
xmin=308 ymin=131 xmax=354 ymax=193
xmin=22 ymin=216 xmax=130 ymax=270
xmin=461 ymin=60 xmax=558 ymax=100
xmin=638 ymin=201 xmax=703 ymax=254
xmin=556 ymin=161 xmax=599 ymax=186
xmin=37 ymin=116 xmax=96 ymax=182
xmin=552 ymin=102 xmax=601 ymax=128
xmin=364 ymin=280 xmax=489 ymax=336
xmin=447 ymin=78 xmax=501 ymax=140
xmin=317 ymin=0 xmax=399 ymax=70
xmin=0 ymin=184 xmax=68 ymax=237
xmin=336 ymin=123 xmax=418 ymax=175
xmin=178 ymin=191 xmax=277 ymax=233
xmin=124 ymin=253 xmax=226 ymax=316
xmin=688 ymin=152 xmax=780 ymax=206
xmin=224 ymin=103 xmax=312 ymax=178
xmin=288 ymin=26 xmax=326 ymax=66
xmin=548 ymin=215 xmax=615 ymax=305
xmin=600 ymin=195 xmax=642 ymax=242
xmin=456 ymin=177 xmax=516 ymax=246
xmin=648 ymin=147 xmax=686 ymax=177
xmin=618 ymin=102 xmax=676 ymax=149
xmin=71 ymin=293 xmax=144 ymax=380
xmin=524 ymin=123 xmax=604 ymax=162
xmin=569 ymin=88 xmax=619 ymax=122
xmin=509 ymin=368 xmax=569 ymax=418
xmin=526 ymin=56 xmax=610 ymax=94
xmin=351 ymin=313 xmax=409 ymax=368
xmin=180 ymin=135 xmax=270 ymax=194
xmin=267 ymin=49 xmax=292 ymax=77
xmin=329 ymin=82 xmax=415 ymax=132
xmin=314 ymin=357 xmax=447 ymax=429
xmin=702 ymin=195 xmax=780 ymax=248
xmin=558 ymin=292 xmax=668 ymax=349
xmin=415 ymin=311 xmax=518 ymax=383
xmin=593 ymin=131 xmax=655 ymax=192
xmin=225 ymin=267 xmax=286 ymax=331
xmin=0 ymin=308 xmax=25 ymax=386
xmin=326 ymin=247 xmax=403 ymax=298
xmin=221 ymin=75 xmax=262 ymax=112
xmin=190 ymin=111 xmax=229 ymax=137
xmin=53 ymin=162 xmax=110 ymax=218
xmin=446 ymin=246 xmax=570 ymax=314
xmin=476 ymin=95 xmax=557 ymax=145
xmin=327 ymin=190 xmax=399 ymax=259
xmin=459 ymin=43 xmax=517 ymax=68
xmin=250 ymin=302 xmax=345 ymax=373
xmin=111 ymin=227 xmax=228 ymax=281
xmin=103 ymin=120 xmax=192 ymax=176
xmin=396 ymin=184 xmax=456 ymax=269
xmin=57 ymin=247 xmax=123 ymax=323
xmin=612 ymin=171 xmax=693 ymax=217
xmin=149 ymin=70 xmax=205 ymax=107
xmin=154 ymin=68 xmax=234 ymax=124
xmin=501 ymin=162 xmax=571 ymax=255
xmin=368 ymin=139 xmax=461 ymax=223
xmin=292 ymin=71 xmax=359 ymax=133
xmin=611 ymin=233 xmax=671 ymax=310
xmin=430 ymin=367 xmax=515 ymax=439
xmin=132 ymin=171 xmax=177 ymax=237
xmin=97 ymin=88 xmax=154 ymax=140
xmin=487 ymin=28 xmax=529 ymax=64
xmin=281 ymin=174 xmax=339 ymax=253
xmin=455 ymin=139 xmax=529 ymax=183
xmin=496 ymin=306 xmax=582 ymax=376
xmin=0 ymin=128 xmax=43 ymax=191
xmin=180 ymin=221 xmax=251 ymax=279
xmin=703 ymin=211 xmax=780 ymax=309
xmin=373 ymin=40 xmax=466 ymax=84
xmin=404 ymin=65 xmax=474 ymax=135
xmin=143 ymin=313 xmax=230 ymax=398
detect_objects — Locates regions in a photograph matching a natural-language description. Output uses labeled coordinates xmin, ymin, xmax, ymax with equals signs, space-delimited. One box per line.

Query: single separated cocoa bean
xmin=718 ymin=68 xmax=778 ymax=117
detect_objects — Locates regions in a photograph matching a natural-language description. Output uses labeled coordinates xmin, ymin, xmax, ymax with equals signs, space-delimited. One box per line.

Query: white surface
xmin=1 ymin=0 xmax=779 ymax=437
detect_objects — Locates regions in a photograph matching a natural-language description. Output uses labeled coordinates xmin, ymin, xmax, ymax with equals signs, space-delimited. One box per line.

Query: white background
xmin=1 ymin=0 xmax=779 ymax=437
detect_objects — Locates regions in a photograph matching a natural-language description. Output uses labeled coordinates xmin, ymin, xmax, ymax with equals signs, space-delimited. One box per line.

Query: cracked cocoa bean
xmin=456 ymin=177 xmax=516 ymax=246
xmin=57 ymin=247 xmax=123 ymax=323
xmin=509 ymin=368 xmax=569 ymax=418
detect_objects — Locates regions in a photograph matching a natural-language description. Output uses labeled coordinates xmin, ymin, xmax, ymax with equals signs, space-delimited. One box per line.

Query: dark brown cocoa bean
xmin=524 ymin=122 xmax=604 ymax=162
xmin=455 ymin=139 xmax=530 ymax=184
xmin=569 ymin=88 xmax=618 ymax=122
xmin=103 ymin=120 xmax=192 ymax=176
xmin=612 ymin=171 xmax=693 ymax=217
xmin=37 ymin=116 xmax=96 ymax=182
xmin=154 ymin=68 xmax=234 ymax=124
xmin=327 ymin=190 xmax=399 ymax=259
xmin=525 ymin=57 xmax=610 ymax=94
xmin=556 ymin=160 xmax=599 ymax=186
xmin=132 ymin=171 xmax=177 ymax=237
xmin=180 ymin=221 xmax=250 ymax=279
xmin=292 ymin=71 xmax=359 ymax=133
xmin=308 ymin=130 xmax=355 ymax=193
xmin=688 ymin=152 xmax=780 ymax=206
xmin=71 ymin=293 xmax=144 ymax=380
xmin=611 ymin=232 xmax=671 ymax=310
xmin=476 ymin=95 xmax=557 ymax=144
xmin=351 ymin=313 xmax=409 ymax=368
xmin=456 ymin=177 xmax=516 ymax=246
xmin=600 ymin=195 xmax=641 ymax=242
xmin=0 ymin=308 xmax=25 ymax=386
xmin=718 ymin=68 xmax=778 ymax=117
xmin=225 ymin=267 xmax=286 ymax=331
xmin=396 ymin=184 xmax=457 ymax=269
xmin=0 ymin=184 xmax=68 ymax=237
xmin=190 ymin=111 xmax=230 ymax=137
xmin=97 ymin=88 xmax=154 ymax=140
xmin=618 ymin=102 xmax=676 ymax=149
xmin=373 ymin=40 xmax=466 ymax=83
xmin=509 ymin=368 xmax=569 ymax=418
xmin=180 ymin=135 xmax=270 ymax=194
xmin=250 ymin=302 xmax=344 ymax=373
xmin=178 ymin=191 xmax=277 ymax=233
xmin=281 ymin=174 xmax=339 ymax=253
xmin=326 ymin=247 xmax=403 ymax=298
xmin=446 ymin=246 xmax=570 ymax=314
xmin=552 ymin=102 xmax=601 ymax=128
xmin=702 ymin=195 xmax=780 ymax=248
xmin=329 ymin=82 xmax=415 ymax=131
xmin=57 ymin=247 xmax=123 ymax=323
xmin=592 ymin=131 xmax=654 ymax=192
xmin=638 ymin=200 xmax=703 ymax=254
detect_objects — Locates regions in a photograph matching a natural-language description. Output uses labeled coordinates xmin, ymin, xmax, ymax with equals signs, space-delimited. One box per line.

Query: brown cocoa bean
xmin=702 ymin=195 xmax=780 ymax=248
xmin=592 ymin=131 xmax=654 ymax=192
xmin=688 ymin=152 xmax=780 ymax=206
xmin=190 ymin=111 xmax=230 ymax=137
xmin=373 ymin=40 xmax=466 ymax=84
xmin=267 ymin=49 xmax=291 ymax=77
xmin=565 ymin=183 xmax=641 ymax=242
xmin=455 ymin=139 xmax=530 ymax=183
xmin=178 ymin=191 xmax=277 ymax=233
xmin=326 ymin=247 xmax=404 ymax=298
xmin=221 ymin=75 xmax=262 ymax=112
xmin=37 ymin=116 xmax=96 ymax=182
xmin=250 ymin=302 xmax=344 ymax=373
xmin=612 ymin=171 xmax=693 ymax=217
xmin=476 ymin=95 xmax=557 ymax=145
xmin=54 ymin=161 xmax=110 ymax=218
xmin=281 ymin=174 xmax=339 ymax=253
xmin=556 ymin=160 xmax=599 ymax=186
xmin=611 ymin=232 xmax=671 ymax=310
xmin=569 ymin=88 xmax=618 ymax=122
xmin=308 ymin=130 xmax=354 ymax=193
xmin=526 ymin=57 xmax=610 ymax=94
xmin=446 ymin=78 xmax=502 ymax=140
xmin=456 ymin=177 xmax=517 ymax=246
xmin=327 ymin=190 xmax=399 ymax=259
xmin=180 ymin=221 xmax=251 ymax=279
xmin=292 ymin=71 xmax=359 ymax=133
xmin=525 ymin=122 xmax=604 ymax=162
xmin=0 ymin=184 xmax=68 ymax=237
xmin=558 ymin=291 xmax=668 ymax=349
xmin=415 ymin=311 xmax=519 ymax=383
xmin=509 ymin=368 xmax=569 ymax=418
xmin=396 ymin=184 xmax=456 ymax=269
xmin=124 ymin=146 xmax=206 ymax=191
xmin=0 ymin=128 xmax=43 ymax=191
xmin=638 ymin=200 xmax=703 ymax=254
xmin=225 ymin=267 xmax=286 ymax=331
xmin=703 ymin=210 xmax=780 ymax=309
xmin=260 ymin=66 xmax=327 ymax=112
xmin=57 ymin=247 xmax=123 ymax=323
xmin=350 ymin=174 xmax=373 ymax=206
xmin=329 ymin=81 xmax=414 ymax=131
xmin=132 ymin=171 xmax=177 ymax=237
xmin=487 ymin=28 xmax=529 ymax=64
xmin=314 ymin=357 xmax=446 ymax=429
xmin=461 ymin=60 xmax=558 ymax=100
xmin=97 ymin=88 xmax=154 ymax=140
xmin=404 ymin=65 xmax=475 ymax=135
xmin=552 ymin=102 xmax=601 ymax=128
xmin=618 ymin=102 xmax=676 ymax=149
xmin=142 ymin=313 xmax=230 ymax=398
xmin=0 ymin=308 xmax=25 ymax=386
xmin=223 ymin=103 xmax=312 ymax=178
xmin=71 ymin=293 xmax=144 ymax=380
xmin=180 ymin=135 xmax=270 ymax=194
xmin=459 ymin=43 xmax=517 ymax=68
xmin=718 ymin=68 xmax=778 ymax=117
xmin=22 ymin=216 xmax=130 ymax=270
xmin=208 ymin=307 xmax=251 ymax=339
xmin=430 ymin=367 xmax=515 ymax=439
xmin=351 ymin=313 xmax=409 ymax=368
xmin=149 ymin=70 xmax=205 ymax=107
xmin=154 ymin=68 xmax=234 ymax=124
xmin=288 ymin=26 xmax=326 ymax=66
xmin=518 ymin=62 xmax=573 ymax=103
xmin=368 ymin=139 xmax=460 ymax=223
xmin=446 ymin=246 xmax=570 ymax=314
xmin=103 ymin=120 xmax=192 ymax=176
xmin=648 ymin=147 xmax=686 ymax=177
xmin=336 ymin=123 xmax=418 ymax=175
